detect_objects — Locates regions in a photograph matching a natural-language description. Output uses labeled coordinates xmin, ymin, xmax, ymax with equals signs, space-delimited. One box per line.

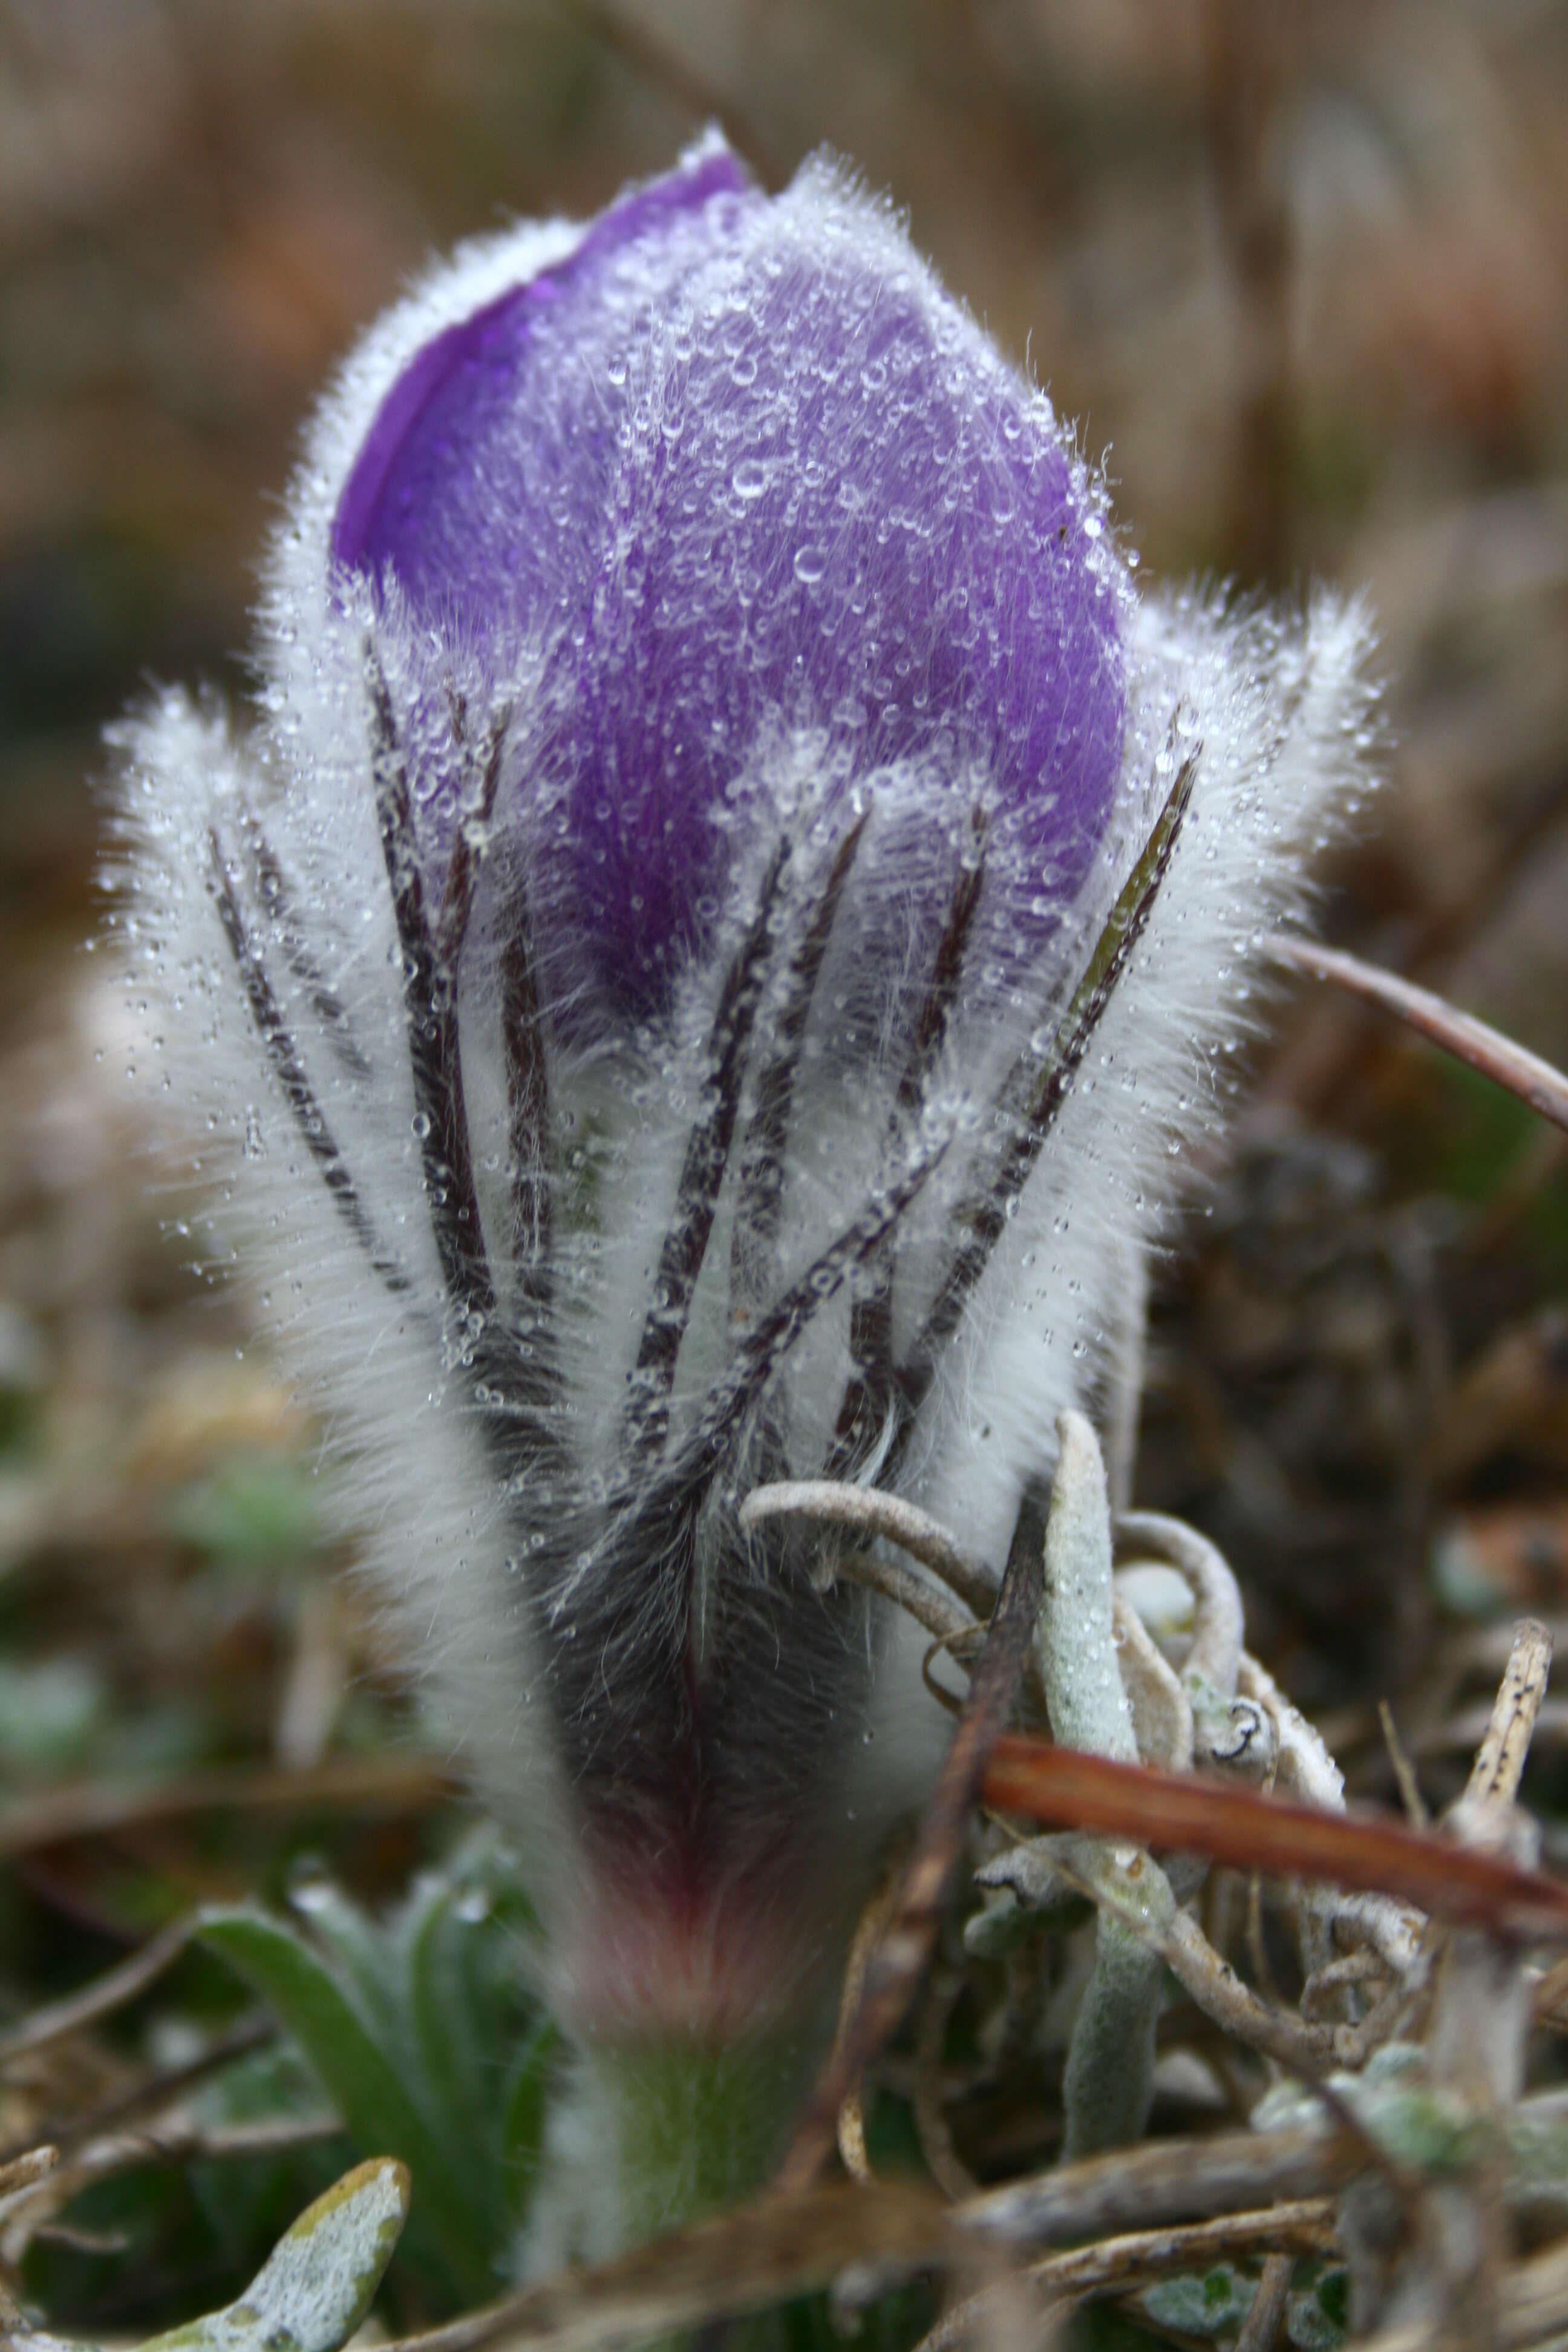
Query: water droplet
xmin=732 ymin=457 xmax=768 ymax=500
xmin=793 ymin=543 xmax=828 ymax=585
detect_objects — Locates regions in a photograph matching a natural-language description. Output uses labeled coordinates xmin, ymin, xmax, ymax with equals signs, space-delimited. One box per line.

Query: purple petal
xmin=333 ymin=142 xmax=756 ymax=626
xmin=335 ymin=148 xmax=1127 ymax=1018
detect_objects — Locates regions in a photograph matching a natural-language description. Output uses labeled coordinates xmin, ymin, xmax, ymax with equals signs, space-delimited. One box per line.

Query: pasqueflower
xmin=113 ymin=132 xmax=1374 ymax=2249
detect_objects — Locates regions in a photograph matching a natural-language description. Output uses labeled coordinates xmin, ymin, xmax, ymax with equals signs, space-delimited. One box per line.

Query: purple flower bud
xmin=113 ymin=136 xmax=1376 ymax=2233
xmin=329 ymin=134 xmax=1127 ymax=1021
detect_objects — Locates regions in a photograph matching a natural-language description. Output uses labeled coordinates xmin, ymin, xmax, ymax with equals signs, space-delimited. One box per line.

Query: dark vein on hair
xmin=207 ymin=829 xmax=409 ymax=1295
xmin=500 ymin=873 xmax=552 ymax=1300
xmin=367 ymin=648 xmax=496 ymax=1324
xmin=625 ymin=834 xmax=792 ymax=1459
xmin=436 ymin=702 xmax=511 ymax=971
xmin=728 ymin=809 xmax=869 ymax=1321
xmin=238 ymin=811 xmax=372 ymax=1081
xmin=895 ymin=749 xmax=1199 ymax=1436
xmin=612 ymin=1130 xmax=949 ymax=1561
xmin=831 ymin=817 xmax=987 ymax=1474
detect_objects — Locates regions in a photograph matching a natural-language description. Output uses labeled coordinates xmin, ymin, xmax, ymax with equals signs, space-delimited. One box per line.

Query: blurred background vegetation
xmin=2 ymin=0 xmax=1567 ymax=2334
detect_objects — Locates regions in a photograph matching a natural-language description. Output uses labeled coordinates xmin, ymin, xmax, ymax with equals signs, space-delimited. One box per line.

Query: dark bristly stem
xmin=605 ymin=1133 xmax=950 ymax=1571
xmin=207 ymin=831 xmax=409 ymax=1296
xmin=367 ymin=649 xmax=497 ymax=1325
xmin=728 ymin=811 xmax=869 ymax=1321
xmin=895 ymin=751 xmax=1198 ymax=1435
xmin=626 ymin=835 xmax=792 ymax=1457
xmin=831 ymin=820 xmax=987 ymax=1473
xmin=436 ymin=702 xmax=511 ymax=971
xmin=240 ymin=811 xmax=372 ymax=1080
xmin=776 ymin=1481 xmax=1048 ymax=2192
xmin=500 ymin=883 xmax=552 ymax=1293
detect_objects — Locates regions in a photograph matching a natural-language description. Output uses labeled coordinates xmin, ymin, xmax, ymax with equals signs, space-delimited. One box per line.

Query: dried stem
xmin=740 ymin=1480 xmax=998 ymax=1619
xmin=367 ymin=2132 xmax=1353 ymax=2352
xmin=1233 ymin=2250 xmax=1295 ymax=2352
xmin=912 ymin=2203 xmax=1333 ymax=2352
xmin=0 ymin=1754 xmax=457 ymax=1863
xmin=0 ymin=1916 xmax=194 ymax=2068
xmin=980 ymin=1736 xmax=1568 ymax=1940
xmin=1272 ymin=936 xmax=1568 ymax=1138
xmin=777 ymin=1483 xmax=1047 ymax=2190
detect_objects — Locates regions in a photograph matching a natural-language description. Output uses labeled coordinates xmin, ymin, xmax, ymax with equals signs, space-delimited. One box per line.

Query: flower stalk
xmin=112 ymin=131 xmax=1379 ymax=2254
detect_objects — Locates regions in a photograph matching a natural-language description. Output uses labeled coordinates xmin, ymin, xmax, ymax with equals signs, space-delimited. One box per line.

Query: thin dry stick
xmin=912 ymin=1965 xmax=978 ymax=2203
xmin=961 ymin=2126 xmax=1352 ymax=2250
xmin=981 ymin=1737 xmax=1568 ymax=1939
xmin=557 ymin=0 xmax=785 ymax=188
xmin=1044 ymin=1844 xmax=1338 ymax=2075
xmin=1159 ymin=1906 xmax=1339 ymax=2074
xmin=1271 ymin=937 xmax=1568 ymax=1137
xmin=367 ymin=2183 xmax=952 ymax=2352
xmin=1233 ymin=2250 xmax=1295 ymax=2352
xmin=0 ymin=1754 xmax=459 ymax=1861
xmin=371 ymin=2132 xmax=1354 ymax=2352
xmin=912 ymin=2201 xmax=1334 ymax=2352
xmin=0 ymin=1917 xmax=194 ymax=2069
xmin=1 ymin=2120 xmax=344 ymax=2261
xmin=776 ymin=1488 xmax=1047 ymax=2192
xmin=823 ymin=1545 xmax=976 ymax=1648
xmin=831 ymin=1854 xmax=910 ymax=2184
xmin=0 ymin=2146 xmax=56 ymax=2207
xmin=1 ymin=2015 xmax=274 ymax=2166
xmin=1466 ymin=1618 xmax=1553 ymax=1807
xmin=1379 ymin=1699 xmax=1429 ymax=1828
xmin=741 ymin=1481 xmax=999 ymax=1619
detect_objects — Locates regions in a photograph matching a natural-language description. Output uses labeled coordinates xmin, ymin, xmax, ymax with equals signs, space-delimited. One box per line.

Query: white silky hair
xmin=107 ymin=139 xmax=1379 ymax=2044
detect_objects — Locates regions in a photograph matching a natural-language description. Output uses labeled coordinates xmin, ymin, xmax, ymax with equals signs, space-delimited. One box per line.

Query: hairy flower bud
xmin=111 ymin=134 xmax=1376 ymax=2232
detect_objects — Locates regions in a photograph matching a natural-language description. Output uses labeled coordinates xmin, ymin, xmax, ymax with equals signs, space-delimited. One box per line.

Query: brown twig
xmin=369 ymin=2132 xmax=1354 ymax=2352
xmin=1233 ymin=2250 xmax=1295 ymax=2352
xmin=0 ymin=1916 xmax=195 ymax=2069
xmin=0 ymin=1755 xmax=459 ymax=1861
xmin=557 ymin=1 xmax=785 ymax=188
xmin=1270 ymin=938 xmax=1568 ymax=1137
xmin=912 ymin=1965 xmax=977 ymax=2203
xmin=0 ymin=2015 xmax=275 ymax=2166
xmin=0 ymin=2120 xmax=344 ymax=2263
xmin=1379 ymin=1700 xmax=1429 ymax=1828
xmin=1203 ymin=0 xmax=1295 ymax=585
xmin=982 ymin=1736 xmax=1568 ymax=1939
xmin=740 ymin=1481 xmax=998 ymax=1618
xmin=830 ymin=1851 xmax=910 ymax=2184
xmin=776 ymin=1486 xmax=1047 ymax=2190
xmin=912 ymin=2202 xmax=1333 ymax=2352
